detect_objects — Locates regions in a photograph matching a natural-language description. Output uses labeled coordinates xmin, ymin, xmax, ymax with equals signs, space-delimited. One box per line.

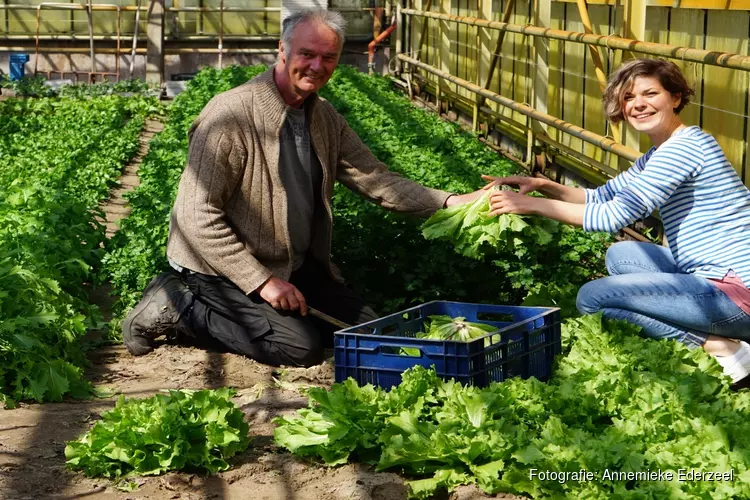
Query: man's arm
xmin=334 ymin=114 xmax=452 ymax=216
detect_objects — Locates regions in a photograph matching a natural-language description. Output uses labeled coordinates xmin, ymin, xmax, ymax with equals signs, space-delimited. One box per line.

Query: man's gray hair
xmin=280 ymin=9 xmax=347 ymax=59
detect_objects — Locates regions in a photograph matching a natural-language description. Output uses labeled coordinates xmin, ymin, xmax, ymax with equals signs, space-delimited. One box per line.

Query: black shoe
xmin=122 ymin=271 xmax=194 ymax=356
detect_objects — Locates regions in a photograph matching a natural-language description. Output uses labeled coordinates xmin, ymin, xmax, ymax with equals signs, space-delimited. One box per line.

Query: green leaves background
xmin=276 ymin=315 xmax=750 ymax=499
xmin=0 ymin=95 xmax=155 ymax=406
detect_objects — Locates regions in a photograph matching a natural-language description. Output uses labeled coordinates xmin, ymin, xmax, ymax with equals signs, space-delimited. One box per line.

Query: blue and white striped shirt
xmin=583 ymin=126 xmax=750 ymax=284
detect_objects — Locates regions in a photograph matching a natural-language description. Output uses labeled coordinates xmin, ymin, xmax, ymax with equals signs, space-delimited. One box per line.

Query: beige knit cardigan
xmin=166 ymin=67 xmax=451 ymax=294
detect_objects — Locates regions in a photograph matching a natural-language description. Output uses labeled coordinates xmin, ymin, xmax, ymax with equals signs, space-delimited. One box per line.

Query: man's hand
xmin=481 ymin=175 xmax=546 ymax=195
xmin=444 ymin=190 xmax=486 ymax=207
xmin=257 ymin=276 xmax=308 ymax=315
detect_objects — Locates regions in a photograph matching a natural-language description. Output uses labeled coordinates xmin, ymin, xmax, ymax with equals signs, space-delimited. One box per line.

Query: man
xmin=122 ymin=9 xmax=480 ymax=367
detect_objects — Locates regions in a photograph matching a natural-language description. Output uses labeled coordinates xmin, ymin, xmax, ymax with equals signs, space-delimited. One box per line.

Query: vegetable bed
xmin=0 ymin=92 xmax=157 ymax=406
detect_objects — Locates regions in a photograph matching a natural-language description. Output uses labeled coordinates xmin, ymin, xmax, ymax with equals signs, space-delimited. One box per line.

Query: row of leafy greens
xmin=0 ymin=95 xmax=157 ymax=406
xmin=275 ymin=314 xmax=750 ymax=499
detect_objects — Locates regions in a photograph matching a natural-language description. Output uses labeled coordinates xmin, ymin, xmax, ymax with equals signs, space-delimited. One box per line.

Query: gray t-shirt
xmin=279 ymin=106 xmax=323 ymax=270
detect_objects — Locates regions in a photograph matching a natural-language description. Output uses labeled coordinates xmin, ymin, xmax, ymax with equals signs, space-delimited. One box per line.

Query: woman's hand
xmin=488 ymin=190 xmax=538 ymax=216
xmin=481 ymin=175 xmax=546 ymax=195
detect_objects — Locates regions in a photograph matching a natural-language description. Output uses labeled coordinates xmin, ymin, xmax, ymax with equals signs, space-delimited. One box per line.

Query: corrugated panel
xmin=510 ymin=0 xmax=530 ymax=126
xmin=498 ymin=0 xmax=514 ymax=122
xmin=282 ymin=0 xmax=327 ymax=21
xmin=560 ymin=3 xmax=585 ymax=154
xmin=72 ymin=0 xmax=119 ymax=36
xmin=453 ymin=0 xmax=469 ymax=101
xmin=702 ymin=11 xmax=749 ymax=179
xmin=581 ymin=4 xmax=610 ymax=163
xmin=440 ymin=0 xmax=454 ymax=97
xmin=486 ymin=0 xmax=502 ymax=118
xmin=200 ymin=0 xmax=281 ymax=36
xmin=9 ymin=0 xmax=70 ymax=35
xmin=665 ymin=9 xmax=704 ymax=131
xmin=329 ymin=0 xmax=371 ymax=38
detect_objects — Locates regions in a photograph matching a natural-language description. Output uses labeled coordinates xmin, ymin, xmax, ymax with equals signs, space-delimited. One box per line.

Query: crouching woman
xmin=484 ymin=58 xmax=750 ymax=383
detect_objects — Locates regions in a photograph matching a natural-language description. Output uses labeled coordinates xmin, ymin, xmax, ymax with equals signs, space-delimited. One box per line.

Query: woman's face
xmin=622 ymin=76 xmax=682 ymax=136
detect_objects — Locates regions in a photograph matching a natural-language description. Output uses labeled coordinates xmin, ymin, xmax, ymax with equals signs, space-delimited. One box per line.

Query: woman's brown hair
xmin=603 ymin=58 xmax=695 ymax=123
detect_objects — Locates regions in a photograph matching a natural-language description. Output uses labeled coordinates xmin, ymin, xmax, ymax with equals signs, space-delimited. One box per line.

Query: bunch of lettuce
xmin=400 ymin=315 xmax=502 ymax=355
xmin=420 ymin=315 xmax=498 ymax=341
xmin=422 ymin=191 xmax=559 ymax=260
xmin=65 ymin=388 xmax=250 ymax=478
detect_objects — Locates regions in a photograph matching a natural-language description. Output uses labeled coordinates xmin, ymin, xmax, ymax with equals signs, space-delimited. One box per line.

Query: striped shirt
xmin=583 ymin=126 xmax=750 ymax=285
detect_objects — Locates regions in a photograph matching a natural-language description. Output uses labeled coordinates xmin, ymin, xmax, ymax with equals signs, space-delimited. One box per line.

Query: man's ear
xmin=278 ymin=41 xmax=285 ymax=63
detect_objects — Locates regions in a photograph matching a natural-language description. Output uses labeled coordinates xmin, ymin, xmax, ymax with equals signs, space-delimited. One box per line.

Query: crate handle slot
xmin=477 ymin=312 xmax=515 ymax=323
xmin=380 ymin=345 xmax=423 ymax=357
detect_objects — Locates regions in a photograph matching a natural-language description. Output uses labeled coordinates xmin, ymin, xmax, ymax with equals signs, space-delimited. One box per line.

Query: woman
xmin=484 ymin=58 xmax=750 ymax=383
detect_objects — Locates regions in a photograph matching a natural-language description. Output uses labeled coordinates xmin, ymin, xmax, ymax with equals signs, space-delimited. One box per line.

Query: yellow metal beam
xmin=554 ymin=0 xmax=750 ymax=9
xmin=401 ymin=9 xmax=750 ymax=72
xmin=399 ymin=54 xmax=642 ymax=161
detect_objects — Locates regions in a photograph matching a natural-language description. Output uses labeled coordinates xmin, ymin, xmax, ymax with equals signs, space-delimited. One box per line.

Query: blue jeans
xmin=576 ymin=241 xmax=750 ymax=348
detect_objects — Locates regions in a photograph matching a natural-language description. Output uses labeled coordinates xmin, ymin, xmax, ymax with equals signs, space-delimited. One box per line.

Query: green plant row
xmin=0 ymin=95 xmax=156 ymax=406
xmin=65 ymin=388 xmax=250 ymax=478
xmin=0 ymin=74 xmax=158 ymax=99
xmin=276 ymin=314 xmax=750 ymax=499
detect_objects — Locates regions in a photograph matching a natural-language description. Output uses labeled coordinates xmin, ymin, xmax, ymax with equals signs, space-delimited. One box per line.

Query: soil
xmin=0 ymin=118 xmax=523 ymax=500
xmin=0 ymin=345 xmax=518 ymax=500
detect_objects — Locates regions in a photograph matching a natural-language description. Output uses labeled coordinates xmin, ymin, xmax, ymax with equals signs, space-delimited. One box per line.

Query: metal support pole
xmin=130 ymin=0 xmax=143 ymax=76
xmin=146 ymin=0 xmax=165 ymax=85
xmin=87 ymin=0 xmax=96 ymax=74
xmin=218 ymin=0 xmax=223 ymax=69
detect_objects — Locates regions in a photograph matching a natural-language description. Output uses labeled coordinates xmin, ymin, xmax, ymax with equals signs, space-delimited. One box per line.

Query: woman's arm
xmin=482 ymin=175 xmax=586 ymax=203
xmin=488 ymin=191 xmax=585 ymax=226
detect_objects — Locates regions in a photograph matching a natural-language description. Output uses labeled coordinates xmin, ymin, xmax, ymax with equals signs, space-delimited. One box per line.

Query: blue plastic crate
xmin=334 ymin=301 xmax=561 ymax=389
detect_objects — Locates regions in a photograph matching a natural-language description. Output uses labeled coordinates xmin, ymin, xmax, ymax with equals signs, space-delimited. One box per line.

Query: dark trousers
xmin=180 ymin=259 xmax=377 ymax=367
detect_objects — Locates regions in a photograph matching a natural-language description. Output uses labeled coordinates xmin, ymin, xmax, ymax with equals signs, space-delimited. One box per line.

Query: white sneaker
xmin=713 ymin=341 xmax=750 ymax=383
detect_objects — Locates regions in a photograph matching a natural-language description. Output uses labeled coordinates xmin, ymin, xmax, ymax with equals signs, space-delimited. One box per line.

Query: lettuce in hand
xmin=422 ymin=192 xmax=559 ymax=260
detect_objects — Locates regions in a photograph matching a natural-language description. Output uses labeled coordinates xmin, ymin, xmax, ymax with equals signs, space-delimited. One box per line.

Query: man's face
xmin=279 ymin=21 xmax=341 ymax=96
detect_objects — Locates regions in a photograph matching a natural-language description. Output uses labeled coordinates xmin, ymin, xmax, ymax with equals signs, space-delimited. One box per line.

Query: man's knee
xmin=278 ymin=340 xmax=325 ymax=367
xmin=268 ymin=326 xmax=325 ymax=367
